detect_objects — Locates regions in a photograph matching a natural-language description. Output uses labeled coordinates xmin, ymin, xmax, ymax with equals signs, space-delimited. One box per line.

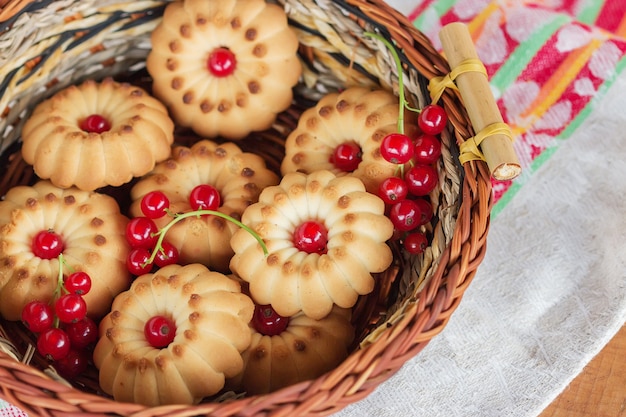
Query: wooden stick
xmin=439 ymin=22 xmax=521 ymax=181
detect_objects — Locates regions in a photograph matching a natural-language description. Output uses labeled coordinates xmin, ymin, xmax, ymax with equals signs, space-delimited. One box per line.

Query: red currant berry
xmin=330 ymin=142 xmax=362 ymax=172
xmin=378 ymin=176 xmax=409 ymax=205
xmin=126 ymin=247 xmax=153 ymax=276
xmin=125 ymin=217 xmax=159 ymax=248
xmin=21 ymin=301 xmax=54 ymax=333
xmin=293 ymin=220 xmax=328 ymax=254
xmin=389 ymin=199 xmax=421 ymax=232
xmin=144 ymin=315 xmax=177 ymax=348
xmin=252 ymin=304 xmax=289 ymax=336
xmin=65 ymin=316 xmax=98 ymax=349
xmin=140 ymin=191 xmax=170 ymax=219
xmin=207 ymin=47 xmax=237 ymax=77
xmin=54 ymin=348 xmax=90 ymax=378
xmin=189 ymin=184 xmax=221 ymax=211
xmin=380 ymin=133 xmax=414 ymax=164
xmin=154 ymin=241 xmax=180 ymax=268
xmin=404 ymin=232 xmax=429 ymax=254
xmin=64 ymin=271 xmax=92 ymax=295
xmin=413 ymin=133 xmax=442 ymax=164
xmin=405 ymin=164 xmax=438 ymax=196
xmin=413 ymin=198 xmax=434 ymax=226
xmin=37 ymin=328 xmax=71 ymax=360
xmin=31 ymin=230 xmax=64 ymax=260
xmin=79 ymin=114 xmax=111 ymax=133
xmin=418 ymin=104 xmax=448 ymax=135
xmin=55 ymin=294 xmax=87 ymax=324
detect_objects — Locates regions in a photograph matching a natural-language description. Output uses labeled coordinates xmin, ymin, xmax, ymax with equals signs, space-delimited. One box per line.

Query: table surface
xmin=539 ymin=324 xmax=626 ymax=417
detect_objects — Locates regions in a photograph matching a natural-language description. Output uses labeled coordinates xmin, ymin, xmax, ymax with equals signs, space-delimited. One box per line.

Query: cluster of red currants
xmin=125 ymin=184 xmax=222 ymax=275
xmin=21 ymin=268 xmax=98 ymax=378
xmin=377 ymin=103 xmax=447 ymax=254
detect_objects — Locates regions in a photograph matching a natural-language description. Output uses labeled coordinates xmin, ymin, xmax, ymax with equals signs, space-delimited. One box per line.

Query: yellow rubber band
xmin=459 ymin=122 xmax=514 ymax=164
xmin=428 ymin=58 xmax=487 ymax=103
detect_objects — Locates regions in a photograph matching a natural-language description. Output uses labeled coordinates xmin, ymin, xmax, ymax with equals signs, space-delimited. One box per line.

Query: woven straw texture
xmin=0 ymin=0 xmax=492 ymax=416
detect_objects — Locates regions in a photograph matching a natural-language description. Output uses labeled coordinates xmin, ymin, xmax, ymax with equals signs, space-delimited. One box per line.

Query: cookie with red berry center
xmin=0 ymin=180 xmax=131 ymax=321
xmin=146 ymin=0 xmax=301 ymax=140
xmin=280 ymin=87 xmax=418 ymax=194
xmin=230 ymin=170 xmax=394 ymax=320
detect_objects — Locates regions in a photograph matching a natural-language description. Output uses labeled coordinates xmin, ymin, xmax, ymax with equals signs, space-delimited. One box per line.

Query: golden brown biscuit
xmin=228 ymin=303 xmax=354 ymax=395
xmin=0 ymin=180 xmax=131 ymax=321
xmin=281 ymin=87 xmax=418 ymax=194
xmin=93 ymin=263 xmax=255 ymax=406
xmin=21 ymin=78 xmax=174 ymax=191
xmin=130 ymin=139 xmax=279 ymax=273
xmin=230 ymin=170 xmax=394 ymax=320
xmin=147 ymin=0 xmax=302 ymax=140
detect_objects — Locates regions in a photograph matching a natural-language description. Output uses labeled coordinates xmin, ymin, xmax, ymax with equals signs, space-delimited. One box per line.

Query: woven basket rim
xmin=0 ymin=0 xmax=493 ymax=416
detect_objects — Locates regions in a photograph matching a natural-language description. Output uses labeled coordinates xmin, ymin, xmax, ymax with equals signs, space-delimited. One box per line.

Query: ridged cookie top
xmin=0 ymin=180 xmax=131 ymax=321
xmin=146 ymin=0 xmax=301 ymax=139
xmin=230 ymin=170 xmax=394 ymax=320
xmin=130 ymin=139 xmax=279 ymax=272
xmin=228 ymin=305 xmax=354 ymax=395
xmin=93 ymin=263 xmax=255 ymax=406
xmin=20 ymin=78 xmax=175 ymax=191
xmin=281 ymin=87 xmax=419 ymax=194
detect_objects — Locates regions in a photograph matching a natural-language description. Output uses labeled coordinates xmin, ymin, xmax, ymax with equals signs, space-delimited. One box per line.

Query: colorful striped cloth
xmin=408 ymin=0 xmax=626 ymax=217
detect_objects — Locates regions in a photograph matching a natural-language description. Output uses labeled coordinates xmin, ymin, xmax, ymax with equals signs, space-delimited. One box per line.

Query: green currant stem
xmin=143 ymin=209 xmax=268 ymax=267
xmin=52 ymin=254 xmax=69 ymax=328
xmin=54 ymin=254 xmax=65 ymax=302
xmin=364 ymin=31 xmax=410 ymax=135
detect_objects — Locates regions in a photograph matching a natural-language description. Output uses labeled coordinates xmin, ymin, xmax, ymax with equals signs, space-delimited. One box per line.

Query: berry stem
xmin=144 ymin=209 xmax=268 ymax=267
xmin=364 ymin=31 xmax=408 ymax=135
xmin=51 ymin=254 xmax=69 ymax=328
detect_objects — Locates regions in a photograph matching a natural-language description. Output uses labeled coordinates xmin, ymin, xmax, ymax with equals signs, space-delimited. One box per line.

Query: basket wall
xmin=0 ymin=0 xmax=492 ymax=416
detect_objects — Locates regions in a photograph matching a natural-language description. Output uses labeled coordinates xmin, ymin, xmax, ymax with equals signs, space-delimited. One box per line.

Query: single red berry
xmin=79 ymin=114 xmax=111 ymax=133
xmin=55 ymin=294 xmax=87 ymax=324
xmin=252 ymin=304 xmax=289 ymax=336
xmin=404 ymin=231 xmax=429 ymax=254
xmin=413 ymin=133 xmax=442 ymax=164
xmin=21 ymin=301 xmax=54 ymax=333
xmin=380 ymin=133 xmax=414 ymax=164
xmin=125 ymin=217 xmax=159 ymax=248
xmin=64 ymin=271 xmax=92 ymax=295
xmin=126 ymin=247 xmax=153 ymax=276
xmin=154 ymin=241 xmax=180 ymax=268
xmin=404 ymin=164 xmax=439 ymax=196
xmin=54 ymin=348 xmax=90 ymax=378
xmin=189 ymin=184 xmax=221 ymax=211
xmin=389 ymin=199 xmax=421 ymax=232
xmin=144 ymin=315 xmax=177 ymax=348
xmin=330 ymin=142 xmax=362 ymax=172
xmin=140 ymin=191 xmax=170 ymax=219
xmin=207 ymin=47 xmax=237 ymax=77
xmin=293 ymin=220 xmax=328 ymax=254
xmin=37 ymin=328 xmax=71 ymax=361
xmin=31 ymin=230 xmax=64 ymax=260
xmin=65 ymin=316 xmax=98 ymax=349
xmin=378 ymin=176 xmax=409 ymax=205
xmin=413 ymin=198 xmax=434 ymax=226
xmin=418 ymin=104 xmax=448 ymax=135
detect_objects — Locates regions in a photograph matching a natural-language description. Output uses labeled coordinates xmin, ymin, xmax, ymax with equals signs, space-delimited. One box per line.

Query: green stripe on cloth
xmin=412 ymin=0 xmax=456 ymax=29
xmin=492 ymin=52 xmax=626 ymax=219
xmin=576 ymin=0 xmax=605 ymax=25
xmin=490 ymin=14 xmax=571 ymax=98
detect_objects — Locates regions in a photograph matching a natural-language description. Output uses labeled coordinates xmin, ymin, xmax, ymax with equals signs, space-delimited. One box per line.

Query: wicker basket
xmin=0 ymin=0 xmax=493 ymax=416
